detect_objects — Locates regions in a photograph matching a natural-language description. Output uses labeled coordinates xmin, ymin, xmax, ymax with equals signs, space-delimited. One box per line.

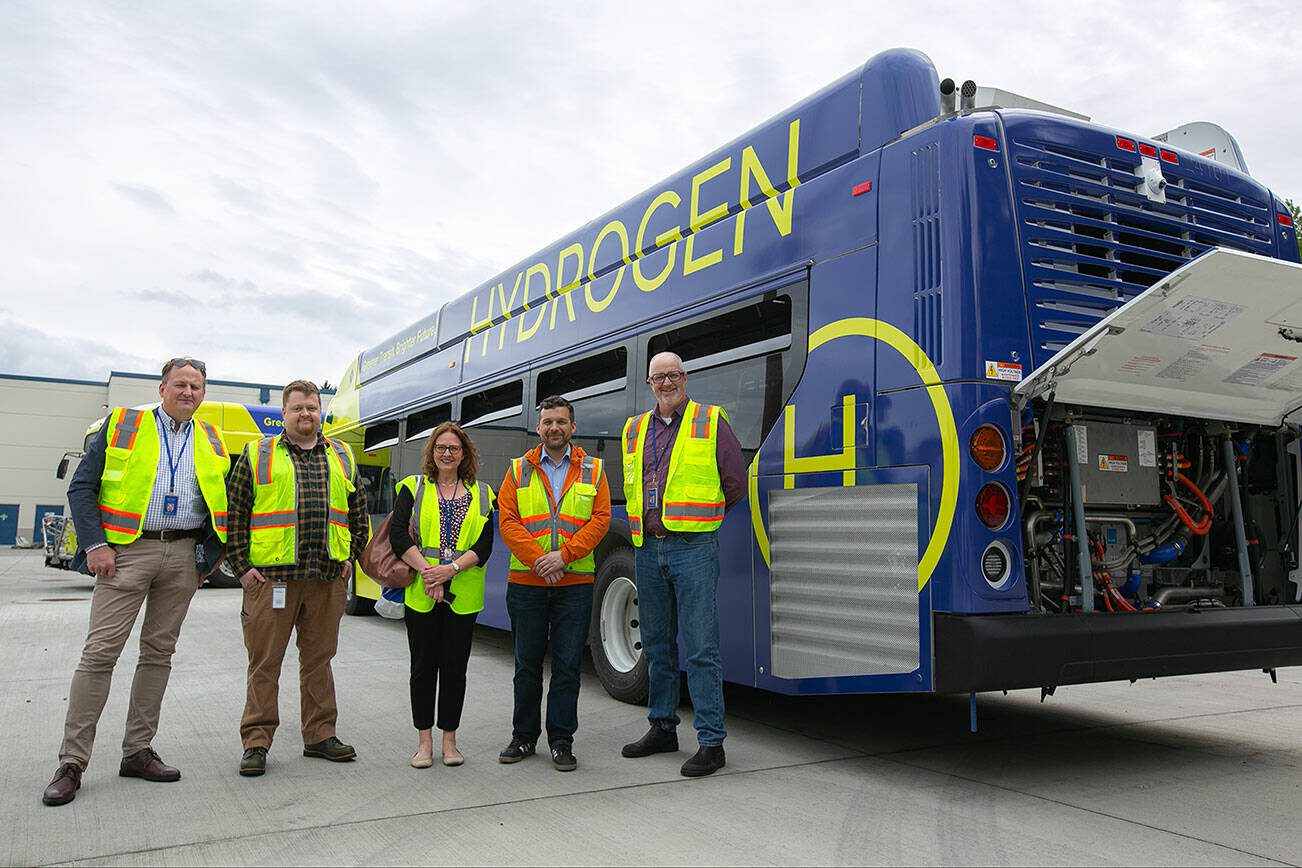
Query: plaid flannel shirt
xmin=226 ymin=435 xmax=369 ymax=581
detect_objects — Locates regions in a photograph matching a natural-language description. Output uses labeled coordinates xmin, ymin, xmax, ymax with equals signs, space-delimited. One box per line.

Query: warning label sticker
xmin=1141 ymin=296 xmax=1244 ymax=342
xmin=1119 ymin=355 xmax=1162 ymax=376
xmin=985 ymin=360 xmax=1023 ymax=382
xmin=1097 ymin=454 xmax=1129 ymax=473
xmin=1224 ymin=352 xmax=1298 ymax=387
xmin=1137 ymin=429 xmax=1157 ymax=467
xmin=1156 ymin=344 xmax=1230 ymax=381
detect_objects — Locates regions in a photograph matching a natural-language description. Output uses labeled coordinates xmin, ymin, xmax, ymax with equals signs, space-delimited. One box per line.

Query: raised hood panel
xmin=1015 ymin=249 xmax=1302 ymax=426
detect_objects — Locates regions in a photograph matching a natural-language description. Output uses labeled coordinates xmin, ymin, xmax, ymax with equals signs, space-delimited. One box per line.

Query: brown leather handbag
xmin=357 ymin=512 xmax=417 ymax=590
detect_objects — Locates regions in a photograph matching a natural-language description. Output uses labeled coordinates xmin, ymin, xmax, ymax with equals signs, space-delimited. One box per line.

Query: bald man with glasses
xmin=44 ymin=358 xmax=232 ymax=806
xmin=619 ymin=352 xmax=746 ymax=777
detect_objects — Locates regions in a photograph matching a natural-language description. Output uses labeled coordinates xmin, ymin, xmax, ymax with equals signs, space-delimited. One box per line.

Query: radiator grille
xmin=1011 ymin=135 xmax=1273 ymax=367
xmin=769 ymin=483 xmax=919 ymax=679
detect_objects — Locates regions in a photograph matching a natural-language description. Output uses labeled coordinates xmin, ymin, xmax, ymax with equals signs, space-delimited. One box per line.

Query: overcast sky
xmin=3 ymin=0 xmax=1298 ymax=388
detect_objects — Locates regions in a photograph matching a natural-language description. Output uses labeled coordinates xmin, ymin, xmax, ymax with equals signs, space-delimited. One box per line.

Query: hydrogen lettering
xmin=463 ymin=116 xmax=802 ymax=355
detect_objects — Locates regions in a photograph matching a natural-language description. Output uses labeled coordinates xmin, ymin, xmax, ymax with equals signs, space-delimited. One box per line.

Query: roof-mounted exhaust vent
xmin=939 ymin=78 xmax=956 ymax=115
xmin=959 ymin=80 xmax=977 ymax=111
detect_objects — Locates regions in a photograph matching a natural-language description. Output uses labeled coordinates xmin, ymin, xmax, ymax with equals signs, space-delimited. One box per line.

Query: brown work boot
xmin=119 ymin=747 xmax=181 ymax=782
xmin=42 ymin=762 xmax=82 ymax=806
xmin=303 ymin=736 xmax=356 ymax=762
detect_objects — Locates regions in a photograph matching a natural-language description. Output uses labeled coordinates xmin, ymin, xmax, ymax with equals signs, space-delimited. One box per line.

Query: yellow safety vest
xmin=397 ymin=475 xmax=493 ymax=615
xmin=508 ymin=452 xmax=602 ymax=576
xmin=621 ymin=400 xmax=727 ymax=547
xmin=98 ymin=407 xmax=231 ymax=544
xmin=246 ymin=435 xmax=356 ymax=566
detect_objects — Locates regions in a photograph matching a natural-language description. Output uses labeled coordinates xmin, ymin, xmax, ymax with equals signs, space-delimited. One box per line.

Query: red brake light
xmin=975 ymin=483 xmax=1011 ymax=529
xmin=1138 ymin=142 xmax=1157 ymax=157
xmin=1160 ymin=149 xmax=1179 ymax=164
xmin=1280 ymin=212 xmax=1295 ymax=228
xmin=852 ymin=181 xmax=873 ymax=196
xmin=1115 ymin=137 xmax=1136 ymax=152
xmin=973 ymin=135 xmax=998 ymax=152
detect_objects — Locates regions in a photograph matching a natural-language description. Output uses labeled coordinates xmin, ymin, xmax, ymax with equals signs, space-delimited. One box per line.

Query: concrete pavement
xmin=2 ymin=548 xmax=1299 ymax=867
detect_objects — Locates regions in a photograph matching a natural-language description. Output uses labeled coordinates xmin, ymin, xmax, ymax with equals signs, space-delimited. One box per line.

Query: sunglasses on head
xmin=163 ymin=357 xmax=207 ymax=376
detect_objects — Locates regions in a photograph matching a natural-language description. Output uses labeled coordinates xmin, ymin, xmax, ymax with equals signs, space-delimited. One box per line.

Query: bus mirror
xmin=56 ymin=456 xmax=70 ymax=479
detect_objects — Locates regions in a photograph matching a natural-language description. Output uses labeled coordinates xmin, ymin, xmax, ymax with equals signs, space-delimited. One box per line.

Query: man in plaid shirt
xmin=225 ymin=380 xmax=369 ymax=777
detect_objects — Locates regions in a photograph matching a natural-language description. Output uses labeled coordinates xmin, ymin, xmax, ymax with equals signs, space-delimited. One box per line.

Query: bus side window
xmin=648 ymin=292 xmax=799 ymax=453
xmin=537 ymin=345 xmax=632 ymax=502
xmin=460 ymin=380 xmax=529 ymax=491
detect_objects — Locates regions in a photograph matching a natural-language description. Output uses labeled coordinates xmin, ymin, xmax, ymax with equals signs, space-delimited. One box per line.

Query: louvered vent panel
xmin=912 ymin=143 xmax=943 ymax=366
xmin=1010 ymin=136 xmax=1273 ymax=368
xmin=769 ymin=484 xmax=919 ymax=679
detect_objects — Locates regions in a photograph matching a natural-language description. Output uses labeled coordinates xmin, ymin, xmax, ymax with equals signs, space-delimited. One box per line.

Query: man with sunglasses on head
xmin=44 ymin=358 xmax=231 ymax=807
xmin=224 ymin=379 xmax=369 ymax=778
xmin=619 ymin=352 xmax=746 ymax=777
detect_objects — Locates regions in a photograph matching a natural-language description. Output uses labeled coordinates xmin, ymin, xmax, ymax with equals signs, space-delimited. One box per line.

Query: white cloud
xmin=1 ymin=0 xmax=1298 ymax=388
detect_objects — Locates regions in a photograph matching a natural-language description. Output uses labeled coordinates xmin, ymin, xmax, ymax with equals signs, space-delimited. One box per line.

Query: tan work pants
xmin=240 ymin=577 xmax=346 ymax=749
xmin=60 ymin=538 xmax=199 ymax=768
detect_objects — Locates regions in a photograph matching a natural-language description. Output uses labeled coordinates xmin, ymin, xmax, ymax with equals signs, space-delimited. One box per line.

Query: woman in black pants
xmin=390 ymin=422 xmax=495 ymax=767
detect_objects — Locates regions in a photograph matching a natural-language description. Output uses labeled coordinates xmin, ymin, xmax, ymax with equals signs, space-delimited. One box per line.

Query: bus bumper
xmin=933 ymin=605 xmax=1302 ymax=693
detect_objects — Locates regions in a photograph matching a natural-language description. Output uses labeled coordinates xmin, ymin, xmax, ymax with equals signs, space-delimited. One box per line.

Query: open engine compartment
xmin=1017 ymin=404 xmax=1301 ymax=614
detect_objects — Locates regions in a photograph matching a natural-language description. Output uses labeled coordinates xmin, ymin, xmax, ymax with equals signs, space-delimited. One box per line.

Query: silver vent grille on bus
xmin=768 ymin=483 xmax=920 ymax=679
xmin=1011 ymin=137 xmax=1273 ymax=367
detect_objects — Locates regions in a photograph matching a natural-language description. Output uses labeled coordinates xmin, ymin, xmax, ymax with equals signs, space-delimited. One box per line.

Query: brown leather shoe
xmin=42 ymin=762 xmax=82 ymax=806
xmin=119 ymin=747 xmax=181 ymax=782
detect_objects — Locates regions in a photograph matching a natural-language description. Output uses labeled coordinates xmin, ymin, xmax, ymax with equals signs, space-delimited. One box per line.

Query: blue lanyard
xmin=159 ymin=413 xmax=191 ymax=493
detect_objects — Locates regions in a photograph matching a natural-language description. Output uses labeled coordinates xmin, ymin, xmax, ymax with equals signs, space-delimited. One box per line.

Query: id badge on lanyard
xmin=272 ymin=582 xmax=287 ymax=609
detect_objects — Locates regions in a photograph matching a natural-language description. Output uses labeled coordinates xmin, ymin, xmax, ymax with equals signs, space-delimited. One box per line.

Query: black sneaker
xmin=550 ymin=746 xmax=577 ymax=772
xmin=680 ymin=745 xmax=726 ymax=777
xmin=302 ymin=736 xmax=356 ymax=762
xmin=498 ymin=737 xmax=536 ymax=764
xmin=621 ymin=725 xmax=679 ymax=758
xmin=239 ymin=747 xmax=267 ymax=777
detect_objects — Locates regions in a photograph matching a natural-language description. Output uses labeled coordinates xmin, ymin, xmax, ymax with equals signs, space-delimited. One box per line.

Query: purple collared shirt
xmin=641 ymin=401 xmax=747 ymax=536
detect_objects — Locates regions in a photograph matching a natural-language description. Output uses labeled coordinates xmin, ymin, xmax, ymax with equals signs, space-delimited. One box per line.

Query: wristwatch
xmin=451 ymin=560 xmax=461 ymax=573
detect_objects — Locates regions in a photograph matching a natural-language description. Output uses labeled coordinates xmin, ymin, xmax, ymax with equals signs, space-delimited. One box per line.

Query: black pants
xmin=404 ymin=603 xmax=477 ymax=732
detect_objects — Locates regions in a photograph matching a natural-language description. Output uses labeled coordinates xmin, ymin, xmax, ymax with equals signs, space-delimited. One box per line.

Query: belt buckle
xmin=652 ymin=531 xmax=669 ymax=539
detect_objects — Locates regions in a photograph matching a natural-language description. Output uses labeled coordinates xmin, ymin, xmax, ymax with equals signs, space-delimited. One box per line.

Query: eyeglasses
xmin=433 ymin=444 xmax=463 ymax=455
xmin=648 ymin=371 xmax=685 ymax=384
xmin=163 ymin=357 xmax=206 ymax=376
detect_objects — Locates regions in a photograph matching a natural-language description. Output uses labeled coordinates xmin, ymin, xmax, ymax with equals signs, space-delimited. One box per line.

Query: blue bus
xmin=327 ymin=48 xmax=1302 ymax=704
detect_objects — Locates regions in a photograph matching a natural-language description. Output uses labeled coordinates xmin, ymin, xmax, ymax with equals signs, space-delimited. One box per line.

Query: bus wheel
xmin=344 ymin=571 xmax=374 ymax=616
xmin=590 ymin=548 xmax=647 ymax=704
xmin=204 ymin=559 xmax=241 ymax=589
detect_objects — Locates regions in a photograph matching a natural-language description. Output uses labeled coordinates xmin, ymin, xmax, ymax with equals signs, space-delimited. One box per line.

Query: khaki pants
xmin=60 ymin=538 xmax=199 ymax=768
xmin=240 ymin=577 xmax=346 ymax=749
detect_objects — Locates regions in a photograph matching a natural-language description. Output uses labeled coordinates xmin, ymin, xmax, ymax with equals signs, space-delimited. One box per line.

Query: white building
xmin=0 ymin=370 xmax=287 ymax=547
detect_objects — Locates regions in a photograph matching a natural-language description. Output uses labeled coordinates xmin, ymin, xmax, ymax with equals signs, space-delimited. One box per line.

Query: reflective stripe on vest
xmin=198 ymin=421 xmax=227 ymax=459
xmin=99 ymin=504 xmax=143 ymax=536
xmin=110 ymin=409 xmax=145 ymax=450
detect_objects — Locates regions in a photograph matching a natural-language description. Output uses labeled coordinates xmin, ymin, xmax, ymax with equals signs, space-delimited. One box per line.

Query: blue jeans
xmin=635 ymin=531 xmax=726 ymax=746
xmin=506 ymin=582 xmax=594 ymax=749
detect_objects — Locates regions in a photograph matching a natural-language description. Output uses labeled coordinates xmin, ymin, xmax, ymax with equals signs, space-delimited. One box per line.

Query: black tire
xmin=204 ymin=559 xmax=241 ymax=589
xmin=590 ymin=548 xmax=648 ymax=704
xmin=344 ymin=571 xmax=375 ymax=616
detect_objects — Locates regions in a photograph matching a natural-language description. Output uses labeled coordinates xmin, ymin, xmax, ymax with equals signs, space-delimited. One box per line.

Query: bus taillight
xmin=975 ymin=483 xmax=1011 ymax=529
xmin=968 ymin=425 xmax=1007 ymax=471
